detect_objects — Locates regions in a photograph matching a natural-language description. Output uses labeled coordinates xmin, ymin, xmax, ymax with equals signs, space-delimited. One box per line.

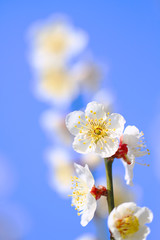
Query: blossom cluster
xmin=66 ymin=101 xmax=152 ymax=239
xmin=28 ymin=14 xmax=113 ymax=197
xmin=66 ymin=101 xmax=150 ymax=186
xmin=28 ymin=14 xmax=153 ymax=240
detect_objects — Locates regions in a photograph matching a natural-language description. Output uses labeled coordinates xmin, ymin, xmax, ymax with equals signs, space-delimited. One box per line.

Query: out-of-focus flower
xmin=108 ymin=202 xmax=153 ymax=240
xmin=75 ymin=234 xmax=97 ymax=240
xmin=34 ymin=66 xmax=79 ymax=106
xmin=69 ymin=163 xmax=97 ymax=226
xmin=96 ymin=177 xmax=135 ymax=218
xmin=65 ymin=101 xmax=125 ymax=158
xmin=28 ymin=15 xmax=88 ymax=68
xmin=80 ymin=152 xmax=102 ymax=169
xmin=114 ymin=126 xmax=150 ymax=186
xmin=93 ymin=89 xmax=115 ymax=113
xmin=46 ymin=148 xmax=74 ymax=196
xmin=73 ymin=60 xmax=102 ymax=91
xmin=40 ymin=110 xmax=72 ymax=145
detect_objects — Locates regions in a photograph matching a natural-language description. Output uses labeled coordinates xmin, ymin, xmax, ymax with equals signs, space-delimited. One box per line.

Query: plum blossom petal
xmin=65 ymin=111 xmax=86 ymax=136
xmin=73 ymin=135 xmax=94 ymax=154
xmin=109 ymin=113 xmax=126 ymax=138
xmin=121 ymin=154 xmax=135 ymax=186
xmin=122 ymin=125 xmax=149 ymax=157
xmin=80 ymin=194 xmax=97 ymax=227
xmin=85 ymin=101 xmax=106 ymax=120
xmin=123 ymin=125 xmax=141 ymax=146
xmin=129 ymin=226 xmax=150 ymax=240
xmin=95 ymin=137 xmax=119 ymax=158
xmin=74 ymin=163 xmax=94 ymax=189
xmin=135 ymin=207 xmax=153 ymax=225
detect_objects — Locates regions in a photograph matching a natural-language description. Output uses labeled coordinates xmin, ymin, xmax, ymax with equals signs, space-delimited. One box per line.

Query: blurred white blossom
xmin=80 ymin=152 xmax=102 ymax=169
xmin=45 ymin=148 xmax=74 ymax=196
xmin=28 ymin=15 xmax=88 ymax=69
xmin=73 ymin=59 xmax=102 ymax=91
xmin=34 ymin=66 xmax=79 ymax=106
xmin=40 ymin=110 xmax=72 ymax=145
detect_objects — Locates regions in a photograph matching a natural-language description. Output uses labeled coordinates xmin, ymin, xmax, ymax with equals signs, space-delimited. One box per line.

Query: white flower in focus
xmin=40 ymin=110 xmax=72 ymax=145
xmin=75 ymin=234 xmax=97 ymax=240
xmin=69 ymin=163 xmax=97 ymax=226
xmin=34 ymin=67 xmax=79 ymax=106
xmin=108 ymin=202 xmax=153 ymax=240
xmin=120 ymin=126 xmax=150 ymax=186
xmin=28 ymin=15 xmax=88 ymax=68
xmin=65 ymin=101 xmax=126 ymax=158
xmin=46 ymin=149 xmax=74 ymax=196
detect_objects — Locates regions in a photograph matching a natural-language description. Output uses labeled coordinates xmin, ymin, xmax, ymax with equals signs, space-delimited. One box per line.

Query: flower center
xmin=75 ymin=112 xmax=116 ymax=150
xmin=41 ymin=69 xmax=71 ymax=96
xmin=41 ymin=31 xmax=68 ymax=54
xmin=94 ymin=127 xmax=102 ymax=135
xmin=115 ymin=215 xmax=139 ymax=239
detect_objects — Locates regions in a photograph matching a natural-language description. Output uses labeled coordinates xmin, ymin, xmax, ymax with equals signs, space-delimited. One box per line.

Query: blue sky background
xmin=0 ymin=0 xmax=160 ymax=239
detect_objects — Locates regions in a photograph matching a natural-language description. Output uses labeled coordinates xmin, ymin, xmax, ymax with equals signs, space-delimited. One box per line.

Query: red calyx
xmin=114 ymin=143 xmax=128 ymax=159
xmin=112 ymin=136 xmax=131 ymax=164
xmin=90 ymin=185 xmax=107 ymax=200
xmin=114 ymin=136 xmax=128 ymax=159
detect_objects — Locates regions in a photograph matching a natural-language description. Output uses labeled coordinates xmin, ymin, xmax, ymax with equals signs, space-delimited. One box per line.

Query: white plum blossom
xmin=65 ymin=102 xmax=126 ymax=158
xmin=119 ymin=126 xmax=150 ymax=186
xmin=108 ymin=202 xmax=153 ymax=240
xmin=28 ymin=15 xmax=88 ymax=69
xmin=69 ymin=163 xmax=97 ymax=226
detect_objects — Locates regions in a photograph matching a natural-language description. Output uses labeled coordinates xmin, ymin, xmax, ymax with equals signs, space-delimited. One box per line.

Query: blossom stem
xmin=104 ymin=157 xmax=115 ymax=240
